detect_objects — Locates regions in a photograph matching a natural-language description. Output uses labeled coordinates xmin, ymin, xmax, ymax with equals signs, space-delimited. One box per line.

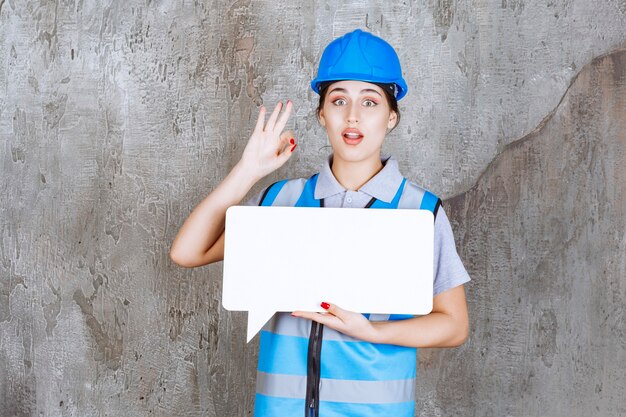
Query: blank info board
xmin=222 ymin=206 xmax=434 ymax=342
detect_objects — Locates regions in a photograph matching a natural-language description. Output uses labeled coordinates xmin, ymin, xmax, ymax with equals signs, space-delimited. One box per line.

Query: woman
xmin=170 ymin=29 xmax=470 ymax=417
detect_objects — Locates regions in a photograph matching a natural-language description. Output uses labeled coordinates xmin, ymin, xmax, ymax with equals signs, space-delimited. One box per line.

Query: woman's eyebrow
xmin=360 ymin=88 xmax=383 ymax=97
xmin=328 ymin=87 xmax=383 ymax=97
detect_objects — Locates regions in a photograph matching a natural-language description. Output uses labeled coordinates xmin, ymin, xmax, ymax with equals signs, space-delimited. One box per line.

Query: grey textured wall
xmin=1 ymin=1 xmax=624 ymax=416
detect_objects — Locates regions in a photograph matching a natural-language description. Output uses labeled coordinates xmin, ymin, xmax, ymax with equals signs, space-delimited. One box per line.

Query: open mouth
xmin=342 ymin=128 xmax=364 ymax=145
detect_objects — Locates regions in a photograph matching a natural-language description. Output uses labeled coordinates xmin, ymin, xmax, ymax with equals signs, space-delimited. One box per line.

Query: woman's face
xmin=319 ymin=80 xmax=397 ymax=165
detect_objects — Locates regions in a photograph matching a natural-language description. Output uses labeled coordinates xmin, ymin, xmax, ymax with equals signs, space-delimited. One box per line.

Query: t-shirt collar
xmin=313 ymin=154 xmax=405 ymax=203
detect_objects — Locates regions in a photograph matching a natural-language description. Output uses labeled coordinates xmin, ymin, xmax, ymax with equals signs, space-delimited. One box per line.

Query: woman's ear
xmin=318 ymin=109 xmax=326 ymax=127
xmin=387 ymin=111 xmax=398 ymax=130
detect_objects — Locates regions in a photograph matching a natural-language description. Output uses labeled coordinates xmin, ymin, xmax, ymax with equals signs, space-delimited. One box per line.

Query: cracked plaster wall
xmin=0 ymin=1 xmax=625 ymax=416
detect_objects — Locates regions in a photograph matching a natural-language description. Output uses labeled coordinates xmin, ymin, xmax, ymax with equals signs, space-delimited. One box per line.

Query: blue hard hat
xmin=311 ymin=29 xmax=408 ymax=100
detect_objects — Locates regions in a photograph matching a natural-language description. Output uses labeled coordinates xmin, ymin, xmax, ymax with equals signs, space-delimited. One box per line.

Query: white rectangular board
xmin=223 ymin=206 xmax=434 ymax=342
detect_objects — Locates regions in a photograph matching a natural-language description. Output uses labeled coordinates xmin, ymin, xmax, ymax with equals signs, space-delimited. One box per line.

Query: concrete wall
xmin=1 ymin=1 xmax=624 ymax=416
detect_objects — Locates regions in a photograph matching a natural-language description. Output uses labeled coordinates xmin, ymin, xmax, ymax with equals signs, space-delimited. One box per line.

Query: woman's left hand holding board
xmin=293 ymin=285 xmax=469 ymax=348
xmin=292 ymin=303 xmax=379 ymax=342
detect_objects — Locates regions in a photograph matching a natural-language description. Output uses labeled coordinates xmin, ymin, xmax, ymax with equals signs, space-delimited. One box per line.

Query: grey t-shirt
xmin=244 ymin=155 xmax=470 ymax=295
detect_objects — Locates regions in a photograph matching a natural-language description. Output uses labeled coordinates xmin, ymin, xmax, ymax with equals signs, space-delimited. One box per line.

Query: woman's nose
xmin=346 ymin=103 xmax=359 ymax=124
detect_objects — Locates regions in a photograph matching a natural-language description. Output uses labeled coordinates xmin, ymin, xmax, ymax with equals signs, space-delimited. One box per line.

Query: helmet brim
xmin=311 ymin=75 xmax=408 ymax=100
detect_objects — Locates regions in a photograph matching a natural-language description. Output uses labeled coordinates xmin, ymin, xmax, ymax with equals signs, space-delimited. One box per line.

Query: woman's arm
xmin=291 ymin=284 xmax=469 ymax=348
xmin=169 ymin=101 xmax=295 ymax=268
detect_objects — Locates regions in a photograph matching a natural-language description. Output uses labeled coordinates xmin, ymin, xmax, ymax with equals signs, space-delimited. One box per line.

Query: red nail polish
xmin=321 ymin=302 xmax=330 ymax=310
xmin=290 ymin=138 xmax=295 ymax=145
xmin=291 ymin=144 xmax=297 ymax=152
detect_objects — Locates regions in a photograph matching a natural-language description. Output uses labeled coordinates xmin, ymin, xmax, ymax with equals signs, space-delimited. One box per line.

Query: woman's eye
xmin=363 ymin=99 xmax=377 ymax=107
xmin=332 ymin=98 xmax=347 ymax=105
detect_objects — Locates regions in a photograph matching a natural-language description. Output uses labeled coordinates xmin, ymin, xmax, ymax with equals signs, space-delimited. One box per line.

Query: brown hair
xmin=316 ymin=82 xmax=401 ymax=132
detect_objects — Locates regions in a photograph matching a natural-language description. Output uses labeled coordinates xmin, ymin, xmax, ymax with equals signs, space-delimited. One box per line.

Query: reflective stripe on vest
xmin=256 ymin=371 xmax=415 ymax=404
xmin=254 ymin=174 xmax=439 ymax=417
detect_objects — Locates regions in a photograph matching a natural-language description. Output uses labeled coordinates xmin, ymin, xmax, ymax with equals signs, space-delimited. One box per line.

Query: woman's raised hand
xmin=170 ymin=101 xmax=296 ymax=268
xmin=239 ymin=101 xmax=296 ymax=180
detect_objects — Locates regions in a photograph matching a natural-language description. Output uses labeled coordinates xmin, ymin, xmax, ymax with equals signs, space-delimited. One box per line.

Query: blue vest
xmin=254 ymin=174 xmax=440 ymax=417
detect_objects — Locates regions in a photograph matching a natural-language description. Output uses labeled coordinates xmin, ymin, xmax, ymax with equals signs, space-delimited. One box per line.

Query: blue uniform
xmin=246 ymin=155 xmax=471 ymax=417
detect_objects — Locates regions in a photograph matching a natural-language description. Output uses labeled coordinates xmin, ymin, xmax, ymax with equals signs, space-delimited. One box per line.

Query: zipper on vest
xmin=305 ymin=322 xmax=324 ymax=417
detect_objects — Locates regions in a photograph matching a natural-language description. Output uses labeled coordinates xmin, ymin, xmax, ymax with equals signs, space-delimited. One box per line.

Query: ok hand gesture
xmin=240 ymin=101 xmax=296 ymax=181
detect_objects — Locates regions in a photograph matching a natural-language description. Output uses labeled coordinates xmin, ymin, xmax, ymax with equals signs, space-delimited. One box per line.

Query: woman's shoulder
xmin=267 ymin=176 xmax=310 ymax=195
xmin=251 ymin=176 xmax=311 ymax=206
xmin=402 ymin=178 xmax=434 ymax=193
xmin=398 ymin=179 xmax=440 ymax=208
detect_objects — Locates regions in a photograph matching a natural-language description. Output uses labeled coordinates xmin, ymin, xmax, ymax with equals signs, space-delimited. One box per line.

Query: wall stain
xmin=34 ymin=0 xmax=59 ymax=63
xmin=27 ymin=75 xmax=40 ymax=93
xmin=72 ymin=288 xmax=124 ymax=370
xmin=44 ymin=94 xmax=68 ymax=129
xmin=236 ymin=36 xmax=265 ymax=105
xmin=364 ymin=13 xmax=384 ymax=31
xmin=1 ymin=380 xmax=36 ymax=417
xmin=216 ymin=0 xmax=265 ymax=104
xmin=609 ymin=50 xmax=626 ymax=83
xmin=11 ymin=108 xmax=28 ymax=163
xmin=428 ymin=0 xmax=455 ymax=42
xmin=0 ymin=260 xmax=26 ymax=323
xmin=501 ymin=0 xmax=525 ymax=17
xmin=43 ymin=283 xmax=62 ymax=338
xmin=10 ymin=146 xmax=25 ymax=163
xmin=168 ymin=307 xmax=195 ymax=341
xmin=22 ymin=316 xmax=33 ymax=370
xmin=532 ymin=308 xmax=558 ymax=368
